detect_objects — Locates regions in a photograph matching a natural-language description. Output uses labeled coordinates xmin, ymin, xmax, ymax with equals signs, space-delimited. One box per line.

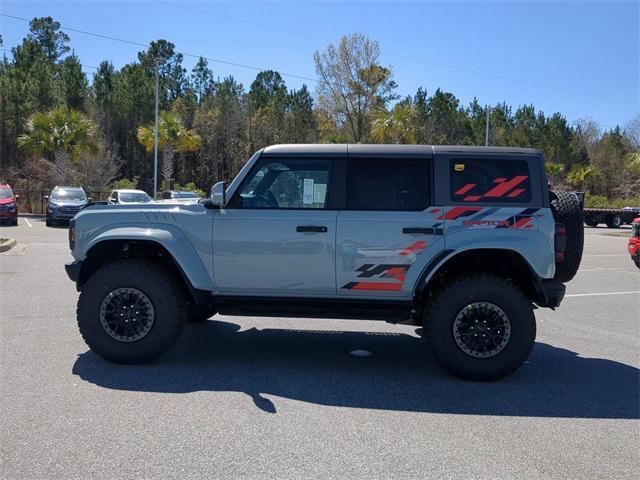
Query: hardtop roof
xmin=261 ymin=144 xmax=541 ymax=157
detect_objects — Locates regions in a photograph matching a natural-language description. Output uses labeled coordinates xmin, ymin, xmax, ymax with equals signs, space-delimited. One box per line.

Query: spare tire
xmin=550 ymin=191 xmax=584 ymax=282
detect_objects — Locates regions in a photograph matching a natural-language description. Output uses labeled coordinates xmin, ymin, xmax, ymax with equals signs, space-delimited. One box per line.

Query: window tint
xmin=347 ymin=158 xmax=428 ymax=211
xmin=450 ymin=159 xmax=531 ymax=203
xmin=234 ymin=159 xmax=331 ymax=209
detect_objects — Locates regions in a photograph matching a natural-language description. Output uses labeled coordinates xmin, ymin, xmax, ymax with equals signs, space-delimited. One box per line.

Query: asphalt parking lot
xmin=1 ymin=218 xmax=638 ymax=480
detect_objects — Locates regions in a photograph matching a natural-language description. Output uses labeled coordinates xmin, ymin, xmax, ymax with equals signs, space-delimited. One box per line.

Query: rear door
xmin=336 ymin=154 xmax=445 ymax=299
xmin=213 ymin=156 xmax=338 ymax=296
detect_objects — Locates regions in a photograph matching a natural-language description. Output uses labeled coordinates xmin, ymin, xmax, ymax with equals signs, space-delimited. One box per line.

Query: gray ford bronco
xmin=65 ymin=145 xmax=584 ymax=380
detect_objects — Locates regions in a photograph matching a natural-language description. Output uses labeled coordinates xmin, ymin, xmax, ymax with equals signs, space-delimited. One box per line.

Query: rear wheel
xmin=550 ymin=191 xmax=584 ymax=282
xmin=424 ymin=274 xmax=536 ymax=380
xmin=606 ymin=215 xmax=622 ymax=228
xmin=77 ymin=259 xmax=186 ymax=364
xmin=585 ymin=219 xmax=598 ymax=227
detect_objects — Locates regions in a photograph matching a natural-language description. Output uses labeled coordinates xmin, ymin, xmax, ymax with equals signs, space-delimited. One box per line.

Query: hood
xmin=0 ymin=196 xmax=16 ymax=205
xmin=49 ymin=199 xmax=88 ymax=206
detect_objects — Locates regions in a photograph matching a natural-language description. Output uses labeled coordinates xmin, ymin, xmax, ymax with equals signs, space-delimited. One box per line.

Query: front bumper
xmin=532 ymin=279 xmax=566 ymax=308
xmin=65 ymin=261 xmax=82 ymax=283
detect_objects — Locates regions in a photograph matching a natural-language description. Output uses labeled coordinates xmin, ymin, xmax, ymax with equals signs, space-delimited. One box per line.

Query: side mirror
xmin=44 ymin=195 xmax=49 ymax=201
xmin=15 ymin=194 xmax=20 ymax=201
xmin=211 ymin=181 xmax=226 ymax=207
xmin=87 ymin=197 xmax=93 ymax=203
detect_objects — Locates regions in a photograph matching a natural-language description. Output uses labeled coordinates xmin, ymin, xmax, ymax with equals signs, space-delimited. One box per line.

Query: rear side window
xmin=450 ymin=159 xmax=531 ymax=203
xmin=347 ymin=158 xmax=429 ymax=211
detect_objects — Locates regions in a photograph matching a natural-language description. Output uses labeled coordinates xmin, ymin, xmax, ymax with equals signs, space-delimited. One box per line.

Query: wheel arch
xmin=414 ymin=248 xmax=543 ymax=303
xmin=78 ymin=238 xmax=212 ymax=306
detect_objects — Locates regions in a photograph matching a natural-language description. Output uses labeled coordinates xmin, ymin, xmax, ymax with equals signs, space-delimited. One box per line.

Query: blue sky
xmin=1 ymin=1 xmax=638 ymax=128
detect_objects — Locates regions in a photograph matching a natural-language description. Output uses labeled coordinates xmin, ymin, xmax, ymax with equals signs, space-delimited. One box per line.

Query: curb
xmin=19 ymin=213 xmax=46 ymax=218
xmin=0 ymin=239 xmax=17 ymax=253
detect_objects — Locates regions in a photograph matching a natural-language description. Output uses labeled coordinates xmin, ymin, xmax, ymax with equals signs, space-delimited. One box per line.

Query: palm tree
xmin=18 ymin=107 xmax=97 ymax=184
xmin=371 ymin=103 xmax=418 ymax=144
xmin=137 ymin=112 xmax=201 ymax=188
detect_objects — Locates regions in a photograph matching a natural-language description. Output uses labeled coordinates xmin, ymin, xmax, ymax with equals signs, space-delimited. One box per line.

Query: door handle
xmin=403 ymin=227 xmax=435 ymax=235
xmin=296 ymin=225 xmax=328 ymax=233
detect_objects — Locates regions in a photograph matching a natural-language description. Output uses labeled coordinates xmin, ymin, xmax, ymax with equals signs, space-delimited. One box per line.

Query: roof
xmin=261 ymin=144 xmax=541 ymax=156
xmin=113 ymin=189 xmax=148 ymax=194
xmin=54 ymin=185 xmax=85 ymax=190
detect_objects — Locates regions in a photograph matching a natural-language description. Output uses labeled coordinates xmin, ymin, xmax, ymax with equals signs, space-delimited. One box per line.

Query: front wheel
xmin=77 ymin=259 xmax=187 ymax=364
xmin=424 ymin=274 xmax=536 ymax=380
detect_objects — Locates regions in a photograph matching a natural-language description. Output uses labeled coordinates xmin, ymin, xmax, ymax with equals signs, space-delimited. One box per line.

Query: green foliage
xmin=171 ymin=181 xmax=206 ymax=198
xmin=17 ymin=107 xmax=96 ymax=159
xmin=1 ymin=18 xmax=638 ymax=201
xmin=584 ymin=194 xmax=640 ymax=209
xmin=113 ymin=177 xmax=139 ymax=189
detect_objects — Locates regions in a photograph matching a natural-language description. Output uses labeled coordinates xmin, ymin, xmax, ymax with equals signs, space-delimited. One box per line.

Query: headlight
xmin=48 ymin=203 xmax=57 ymax=210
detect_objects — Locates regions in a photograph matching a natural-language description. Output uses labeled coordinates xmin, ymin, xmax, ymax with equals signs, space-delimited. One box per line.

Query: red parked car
xmin=629 ymin=218 xmax=640 ymax=269
xmin=0 ymin=184 xmax=19 ymax=226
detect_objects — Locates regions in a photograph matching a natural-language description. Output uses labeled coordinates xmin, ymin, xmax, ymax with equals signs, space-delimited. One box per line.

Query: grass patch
xmin=0 ymin=238 xmax=7 ymax=244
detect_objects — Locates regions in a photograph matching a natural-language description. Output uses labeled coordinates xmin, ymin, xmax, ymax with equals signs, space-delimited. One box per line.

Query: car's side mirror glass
xmin=211 ymin=181 xmax=226 ymax=208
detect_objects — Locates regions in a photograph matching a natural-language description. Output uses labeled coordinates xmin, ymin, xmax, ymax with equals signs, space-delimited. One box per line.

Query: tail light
xmin=554 ymin=222 xmax=566 ymax=262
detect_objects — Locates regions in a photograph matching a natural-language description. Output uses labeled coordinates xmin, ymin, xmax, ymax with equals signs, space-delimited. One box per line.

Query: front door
xmin=336 ymin=156 xmax=445 ymax=299
xmin=213 ymin=157 xmax=337 ymax=296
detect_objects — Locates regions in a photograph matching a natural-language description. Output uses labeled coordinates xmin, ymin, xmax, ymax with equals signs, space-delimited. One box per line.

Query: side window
xmin=347 ymin=158 xmax=429 ymax=211
xmin=450 ymin=159 xmax=531 ymax=203
xmin=233 ymin=158 xmax=331 ymax=209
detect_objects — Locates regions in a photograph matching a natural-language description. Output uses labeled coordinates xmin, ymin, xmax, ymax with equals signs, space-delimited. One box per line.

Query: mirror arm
xmin=202 ymin=197 xmax=220 ymax=210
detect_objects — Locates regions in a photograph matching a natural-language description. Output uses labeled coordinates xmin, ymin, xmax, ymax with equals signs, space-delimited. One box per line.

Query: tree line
xmin=1 ymin=17 xmax=638 ymax=203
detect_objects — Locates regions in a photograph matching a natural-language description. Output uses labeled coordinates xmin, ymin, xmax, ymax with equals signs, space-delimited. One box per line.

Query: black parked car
xmin=45 ymin=186 xmax=91 ymax=227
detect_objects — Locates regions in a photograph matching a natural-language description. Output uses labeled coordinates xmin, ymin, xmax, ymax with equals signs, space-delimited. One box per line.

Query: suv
xmin=65 ymin=145 xmax=584 ymax=380
xmin=0 ymin=183 xmax=19 ymax=225
xmin=46 ymin=186 xmax=89 ymax=226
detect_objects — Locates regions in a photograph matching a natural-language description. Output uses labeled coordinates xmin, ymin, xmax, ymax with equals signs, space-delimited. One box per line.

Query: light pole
xmin=153 ymin=58 xmax=161 ymax=199
xmin=484 ymin=105 xmax=491 ymax=146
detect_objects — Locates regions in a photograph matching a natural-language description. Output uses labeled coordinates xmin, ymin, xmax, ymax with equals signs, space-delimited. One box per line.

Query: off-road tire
xmin=550 ymin=191 xmax=584 ymax=282
xmin=424 ymin=273 xmax=536 ymax=381
xmin=77 ymin=259 xmax=186 ymax=364
xmin=606 ymin=215 xmax=622 ymax=229
xmin=187 ymin=305 xmax=215 ymax=323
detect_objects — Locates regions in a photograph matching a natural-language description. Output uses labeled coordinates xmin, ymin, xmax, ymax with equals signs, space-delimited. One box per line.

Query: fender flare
xmin=412 ymin=247 xmax=540 ymax=298
xmin=80 ymin=224 xmax=214 ymax=292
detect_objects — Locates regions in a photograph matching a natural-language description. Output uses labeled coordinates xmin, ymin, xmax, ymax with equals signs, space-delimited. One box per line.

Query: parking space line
xmin=582 ymin=254 xmax=629 ymax=257
xmin=565 ymin=291 xmax=640 ymax=298
xmin=23 ymin=218 xmax=32 ymax=227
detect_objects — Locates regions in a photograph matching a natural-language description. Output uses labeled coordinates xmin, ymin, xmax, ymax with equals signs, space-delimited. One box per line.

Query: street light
xmin=485 ymin=105 xmax=491 ymax=146
xmin=153 ymin=57 xmax=161 ymax=199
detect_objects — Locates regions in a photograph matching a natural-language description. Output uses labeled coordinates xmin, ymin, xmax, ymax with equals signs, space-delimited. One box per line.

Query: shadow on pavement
xmin=73 ymin=319 xmax=639 ymax=419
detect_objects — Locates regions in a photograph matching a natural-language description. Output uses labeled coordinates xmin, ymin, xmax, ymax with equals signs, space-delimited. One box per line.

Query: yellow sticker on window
xmin=454 ymin=163 xmax=465 ymax=172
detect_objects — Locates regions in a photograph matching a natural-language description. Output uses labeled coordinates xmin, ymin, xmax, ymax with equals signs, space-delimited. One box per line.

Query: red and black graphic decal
xmin=436 ymin=207 xmax=483 ymax=220
xmin=340 ymin=241 xmax=428 ymax=291
xmin=454 ymin=176 xmax=529 ymax=202
xmin=495 ymin=208 xmax=541 ymax=229
xmin=342 ymin=264 xmax=410 ymax=291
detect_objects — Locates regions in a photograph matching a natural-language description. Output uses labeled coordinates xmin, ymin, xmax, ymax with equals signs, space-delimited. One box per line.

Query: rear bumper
xmin=65 ymin=261 xmax=82 ymax=283
xmin=532 ymin=279 xmax=566 ymax=308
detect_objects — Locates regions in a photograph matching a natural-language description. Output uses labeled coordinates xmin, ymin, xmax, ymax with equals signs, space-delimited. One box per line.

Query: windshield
xmin=177 ymin=191 xmax=198 ymax=198
xmin=120 ymin=192 xmax=150 ymax=203
xmin=51 ymin=189 xmax=86 ymax=202
xmin=0 ymin=187 xmax=13 ymax=199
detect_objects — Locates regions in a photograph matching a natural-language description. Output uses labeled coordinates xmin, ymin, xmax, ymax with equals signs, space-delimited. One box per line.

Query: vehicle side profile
xmin=629 ymin=218 xmax=640 ymax=269
xmin=0 ymin=183 xmax=19 ymax=225
xmin=107 ymin=189 xmax=151 ymax=205
xmin=65 ymin=145 xmax=584 ymax=380
xmin=45 ymin=186 xmax=89 ymax=227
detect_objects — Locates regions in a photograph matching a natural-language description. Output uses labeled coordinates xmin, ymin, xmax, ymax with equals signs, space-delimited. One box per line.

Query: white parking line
xmin=23 ymin=218 xmax=32 ymax=227
xmin=582 ymin=254 xmax=629 ymax=257
xmin=565 ymin=291 xmax=640 ymax=298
